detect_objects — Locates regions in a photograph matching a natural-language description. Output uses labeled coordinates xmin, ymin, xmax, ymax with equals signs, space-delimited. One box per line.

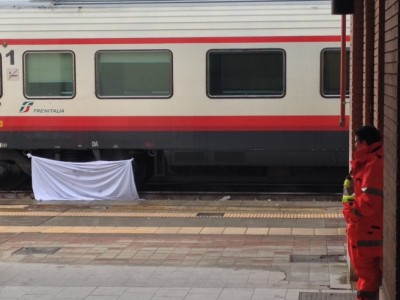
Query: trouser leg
xmin=355 ymin=256 xmax=381 ymax=300
xmin=347 ymin=223 xmax=359 ymax=275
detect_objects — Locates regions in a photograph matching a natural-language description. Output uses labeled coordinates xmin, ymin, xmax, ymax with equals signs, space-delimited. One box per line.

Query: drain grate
xmin=290 ymin=254 xmax=346 ymax=263
xmin=196 ymin=212 xmax=225 ymax=217
xmin=13 ymin=247 xmax=61 ymax=255
xmin=299 ymin=292 xmax=355 ymax=300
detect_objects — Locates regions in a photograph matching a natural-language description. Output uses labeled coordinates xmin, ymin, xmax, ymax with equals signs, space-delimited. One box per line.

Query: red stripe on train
xmin=3 ymin=36 xmax=350 ymax=45
xmin=0 ymin=116 xmax=349 ymax=132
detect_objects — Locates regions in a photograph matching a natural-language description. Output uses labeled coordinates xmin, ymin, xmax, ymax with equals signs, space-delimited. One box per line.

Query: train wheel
xmin=0 ymin=162 xmax=28 ymax=190
xmin=133 ymin=154 xmax=154 ymax=189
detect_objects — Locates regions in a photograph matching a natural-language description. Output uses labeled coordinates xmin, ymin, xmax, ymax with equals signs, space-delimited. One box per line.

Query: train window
xmin=207 ymin=49 xmax=285 ymax=98
xmin=95 ymin=50 xmax=172 ymax=98
xmin=24 ymin=51 xmax=75 ymax=99
xmin=321 ymin=48 xmax=350 ymax=97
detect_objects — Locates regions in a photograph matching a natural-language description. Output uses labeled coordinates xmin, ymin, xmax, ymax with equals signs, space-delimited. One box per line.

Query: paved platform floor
xmin=0 ymin=197 xmax=356 ymax=300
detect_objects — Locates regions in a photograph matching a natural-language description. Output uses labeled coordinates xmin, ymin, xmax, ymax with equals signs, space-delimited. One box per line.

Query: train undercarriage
xmin=0 ymin=148 xmax=347 ymax=193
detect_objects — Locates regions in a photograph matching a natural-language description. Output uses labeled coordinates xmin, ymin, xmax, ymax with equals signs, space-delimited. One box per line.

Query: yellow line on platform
xmin=0 ymin=226 xmax=346 ymax=236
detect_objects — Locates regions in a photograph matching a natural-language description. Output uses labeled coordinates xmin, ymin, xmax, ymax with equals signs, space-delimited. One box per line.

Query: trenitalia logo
xmin=19 ymin=101 xmax=34 ymax=113
xmin=19 ymin=101 xmax=65 ymax=114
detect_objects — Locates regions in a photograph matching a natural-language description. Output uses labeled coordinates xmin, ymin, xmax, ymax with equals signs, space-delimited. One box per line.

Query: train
xmin=0 ymin=0 xmax=349 ymax=190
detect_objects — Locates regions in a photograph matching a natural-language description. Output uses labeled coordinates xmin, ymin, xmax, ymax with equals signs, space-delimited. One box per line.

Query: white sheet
xmin=28 ymin=154 xmax=139 ymax=201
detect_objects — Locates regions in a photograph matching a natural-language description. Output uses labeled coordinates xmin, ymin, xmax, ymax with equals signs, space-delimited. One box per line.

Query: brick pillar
xmin=364 ymin=0 xmax=375 ymax=125
xmin=374 ymin=0 xmax=385 ymax=131
xmin=381 ymin=1 xmax=399 ymax=299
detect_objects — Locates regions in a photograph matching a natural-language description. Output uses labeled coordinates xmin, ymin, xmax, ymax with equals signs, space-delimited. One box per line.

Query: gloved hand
xmin=342 ymin=193 xmax=355 ymax=203
xmin=342 ymin=175 xmax=354 ymax=204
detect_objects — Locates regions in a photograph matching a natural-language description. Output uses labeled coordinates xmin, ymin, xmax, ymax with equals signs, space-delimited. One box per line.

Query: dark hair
xmin=355 ymin=125 xmax=381 ymax=145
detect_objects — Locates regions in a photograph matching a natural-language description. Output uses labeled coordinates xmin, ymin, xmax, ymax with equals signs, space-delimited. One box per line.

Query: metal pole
xmin=339 ymin=14 xmax=346 ymax=127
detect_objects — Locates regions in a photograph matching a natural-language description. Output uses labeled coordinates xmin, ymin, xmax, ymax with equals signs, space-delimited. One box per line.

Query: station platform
xmin=0 ymin=195 xmax=356 ymax=300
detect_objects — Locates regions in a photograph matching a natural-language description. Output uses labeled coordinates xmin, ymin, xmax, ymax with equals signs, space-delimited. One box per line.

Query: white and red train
xmin=0 ymin=0 xmax=349 ymax=189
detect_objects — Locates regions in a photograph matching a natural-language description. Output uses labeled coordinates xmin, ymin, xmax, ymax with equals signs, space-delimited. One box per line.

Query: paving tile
xmin=251 ymin=288 xmax=287 ymax=300
xmin=0 ymin=286 xmax=33 ymax=298
xmin=177 ymin=227 xmax=203 ymax=234
xmin=26 ymin=286 xmax=64 ymax=296
xmin=292 ymin=228 xmax=314 ymax=236
xmin=125 ymin=287 xmax=159 ymax=294
xmin=110 ymin=227 xmax=138 ymax=234
xmin=0 ymin=226 xmax=22 ymax=233
xmin=155 ymin=227 xmax=181 ymax=234
xmin=20 ymin=295 xmax=56 ymax=300
xmin=85 ymin=296 xmax=119 ymax=300
xmin=200 ymin=227 xmax=225 ymax=235
xmin=41 ymin=227 xmax=73 ymax=233
xmin=218 ymin=288 xmax=254 ymax=300
xmin=62 ymin=227 xmax=96 ymax=233
xmin=189 ymin=288 xmax=222 ymax=294
xmin=223 ymin=227 xmax=247 ymax=235
xmin=91 ymin=287 xmax=127 ymax=296
xmin=315 ymin=228 xmax=339 ymax=236
xmin=118 ymin=292 xmax=155 ymax=300
xmin=153 ymin=287 xmax=190 ymax=298
xmin=87 ymin=227 xmax=117 ymax=233
xmin=55 ymin=286 xmax=96 ymax=299
xmin=268 ymin=228 xmax=292 ymax=235
xmin=246 ymin=228 xmax=269 ymax=235
xmin=133 ymin=227 xmax=160 ymax=234
xmin=185 ymin=293 xmax=220 ymax=300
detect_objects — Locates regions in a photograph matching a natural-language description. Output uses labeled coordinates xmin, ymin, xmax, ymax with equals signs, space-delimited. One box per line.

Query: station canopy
xmin=0 ymin=0 xmax=329 ymax=7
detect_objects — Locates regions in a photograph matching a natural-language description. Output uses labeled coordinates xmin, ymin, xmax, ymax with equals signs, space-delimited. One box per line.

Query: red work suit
xmin=343 ymin=194 xmax=359 ymax=281
xmin=345 ymin=141 xmax=384 ymax=300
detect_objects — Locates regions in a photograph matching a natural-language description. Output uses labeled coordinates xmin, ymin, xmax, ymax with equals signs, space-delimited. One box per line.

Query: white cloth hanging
xmin=28 ymin=154 xmax=139 ymax=201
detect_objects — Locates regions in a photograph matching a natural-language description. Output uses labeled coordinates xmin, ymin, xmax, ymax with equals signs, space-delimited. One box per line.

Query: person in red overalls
xmin=343 ymin=125 xmax=383 ymax=300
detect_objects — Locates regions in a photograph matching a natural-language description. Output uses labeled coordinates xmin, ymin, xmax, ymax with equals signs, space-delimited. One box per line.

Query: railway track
xmin=0 ymin=164 xmax=346 ymax=195
xmin=0 ymin=190 xmax=341 ymax=202
xmin=0 ymin=182 xmax=343 ymax=196
xmin=142 ymin=182 xmax=342 ymax=194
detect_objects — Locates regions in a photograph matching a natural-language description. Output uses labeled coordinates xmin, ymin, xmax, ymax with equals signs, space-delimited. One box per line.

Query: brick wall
xmin=382 ymin=0 xmax=399 ymax=299
xmin=364 ymin=0 xmax=374 ymax=124
xmin=375 ymin=0 xmax=384 ymax=130
xmin=350 ymin=0 xmax=381 ymax=147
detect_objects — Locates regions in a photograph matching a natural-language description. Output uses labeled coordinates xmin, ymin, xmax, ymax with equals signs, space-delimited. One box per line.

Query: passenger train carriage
xmin=0 ymin=0 xmax=349 ymax=189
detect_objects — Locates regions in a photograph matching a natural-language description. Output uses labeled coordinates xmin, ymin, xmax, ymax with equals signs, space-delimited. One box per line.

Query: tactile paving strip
xmin=0 ymin=225 xmax=345 ymax=235
xmin=0 ymin=210 xmax=343 ymax=219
